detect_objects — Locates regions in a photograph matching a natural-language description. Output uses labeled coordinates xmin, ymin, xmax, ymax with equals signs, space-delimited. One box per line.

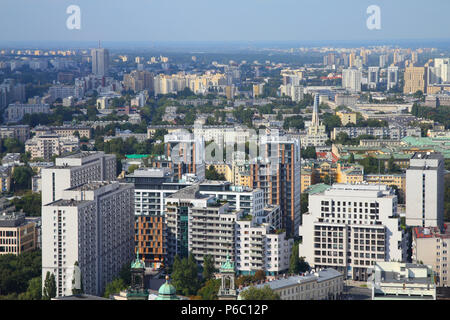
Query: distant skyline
xmin=1 ymin=0 xmax=450 ymax=44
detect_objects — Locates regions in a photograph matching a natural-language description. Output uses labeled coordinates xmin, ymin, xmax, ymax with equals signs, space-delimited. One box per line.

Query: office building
xmin=406 ymin=153 xmax=444 ymax=229
xmin=299 ymin=184 xmax=405 ymax=281
xmin=42 ymin=181 xmax=134 ymax=297
xmin=0 ymin=212 xmax=37 ymax=255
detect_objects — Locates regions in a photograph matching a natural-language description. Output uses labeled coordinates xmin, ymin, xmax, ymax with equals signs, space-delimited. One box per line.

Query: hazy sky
xmin=1 ymin=0 xmax=449 ymax=43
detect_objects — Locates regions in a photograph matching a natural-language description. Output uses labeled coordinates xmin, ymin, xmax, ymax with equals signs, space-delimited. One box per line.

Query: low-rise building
xmin=238 ymin=268 xmax=344 ymax=300
xmin=371 ymin=262 xmax=436 ymax=300
xmin=25 ymin=134 xmax=79 ymax=161
xmin=0 ymin=212 xmax=37 ymax=255
xmin=4 ymin=103 xmax=51 ymax=123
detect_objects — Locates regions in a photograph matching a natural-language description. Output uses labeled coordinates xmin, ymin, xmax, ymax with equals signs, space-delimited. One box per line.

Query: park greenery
xmin=0 ymin=250 xmax=41 ymax=300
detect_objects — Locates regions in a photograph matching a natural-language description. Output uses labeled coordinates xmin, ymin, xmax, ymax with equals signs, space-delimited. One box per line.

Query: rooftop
xmin=240 ymin=268 xmax=342 ymax=292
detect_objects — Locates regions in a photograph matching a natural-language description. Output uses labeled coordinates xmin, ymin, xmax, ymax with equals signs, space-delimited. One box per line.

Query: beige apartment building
xmin=336 ymin=111 xmax=357 ymax=126
xmin=403 ymin=66 xmax=427 ymax=94
xmin=25 ymin=134 xmax=79 ymax=161
xmin=412 ymin=226 xmax=450 ymax=287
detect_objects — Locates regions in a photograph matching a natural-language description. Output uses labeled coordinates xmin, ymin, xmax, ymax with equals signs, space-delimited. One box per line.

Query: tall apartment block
xmin=125 ymin=168 xmax=191 ymax=269
xmin=403 ymin=66 xmax=427 ymax=94
xmin=299 ymin=184 xmax=405 ymax=281
xmin=406 ymin=153 xmax=444 ymax=229
xmin=42 ymin=181 xmax=134 ymax=297
xmin=249 ymin=135 xmax=301 ymax=237
xmin=41 ymin=151 xmax=116 ymax=205
xmin=387 ymin=66 xmax=399 ymax=90
xmin=236 ymin=216 xmax=293 ymax=276
xmin=164 ymin=131 xmax=205 ymax=181
xmin=165 ymin=184 xmax=240 ymax=267
xmin=412 ymin=226 xmax=450 ymax=287
xmin=368 ymin=67 xmax=379 ymax=90
xmin=91 ymin=47 xmax=110 ymax=77
xmin=342 ymin=68 xmax=362 ymax=93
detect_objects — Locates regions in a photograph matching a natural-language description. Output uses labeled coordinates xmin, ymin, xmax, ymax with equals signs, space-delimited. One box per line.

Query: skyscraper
xmin=406 ymin=153 xmax=444 ymax=230
xmin=249 ymin=135 xmax=301 ymax=237
xmin=91 ymin=46 xmax=110 ymax=77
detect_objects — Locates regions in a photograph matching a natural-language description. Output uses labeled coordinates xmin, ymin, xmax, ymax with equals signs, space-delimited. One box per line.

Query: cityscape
xmin=0 ymin=0 xmax=450 ymax=307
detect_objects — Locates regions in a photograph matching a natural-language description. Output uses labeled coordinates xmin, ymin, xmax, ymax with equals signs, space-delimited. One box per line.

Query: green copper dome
xmin=156 ymin=276 xmax=179 ymax=300
xmin=220 ymin=254 xmax=235 ymax=272
xmin=131 ymin=252 xmax=145 ymax=269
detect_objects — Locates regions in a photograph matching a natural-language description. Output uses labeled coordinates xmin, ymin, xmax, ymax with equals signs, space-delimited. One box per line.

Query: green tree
xmin=240 ymin=285 xmax=280 ymax=300
xmin=12 ymin=166 xmax=34 ymax=192
xmin=298 ymin=257 xmax=310 ymax=273
xmin=253 ymin=270 xmax=266 ymax=282
xmin=202 ymin=255 xmax=216 ymax=281
xmin=289 ymin=243 xmax=300 ymax=274
xmin=205 ymin=166 xmax=226 ymax=181
xmin=171 ymin=254 xmax=201 ymax=296
xmin=11 ymin=191 xmax=41 ymax=216
xmin=322 ymin=114 xmax=342 ymax=133
xmin=18 ymin=276 xmax=42 ymax=300
xmin=349 ymin=153 xmax=355 ymax=164
xmin=301 ymin=146 xmax=316 ymax=159
xmin=127 ymin=164 xmax=140 ymax=174
xmin=300 ymin=193 xmax=309 ymax=215
xmin=42 ymin=272 xmax=56 ymax=300
xmin=197 ymin=279 xmax=221 ymax=300
xmin=103 ymin=278 xmax=127 ymax=298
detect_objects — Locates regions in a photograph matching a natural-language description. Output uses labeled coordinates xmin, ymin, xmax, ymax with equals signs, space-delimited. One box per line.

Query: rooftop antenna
xmin=98 ymin=40 xmax=101 ymax=49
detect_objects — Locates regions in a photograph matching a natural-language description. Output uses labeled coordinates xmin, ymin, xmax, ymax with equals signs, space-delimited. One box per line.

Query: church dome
xmin=156 ymin=276 xmax=178 ymax=300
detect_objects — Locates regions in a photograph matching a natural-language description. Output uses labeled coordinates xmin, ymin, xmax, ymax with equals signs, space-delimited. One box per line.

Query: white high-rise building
xmin=435 ymin=58 xmax=450 ymax=83
xmin=387 ymin=66 xmax=399 ymax=90
xmin=236 ymin=215 xmax=293 ymax=276
xmin=299 ymin=184 xmax=405 ymax=281
xmin=342 ymin=68 xmax=362 ymax=93
xmin=406 ymin=153 xmax=444 ymax=229
xmin=379 ymin=55 xmax=388 ymax=68
xmin=91 ymin=48 xmax=110 ymax=77
xmin=42 ymin=181 xmax=134 ymax=297
xmin=368 ymin=67 xmax=379 ymax=90
xmin=41 ymin=151 xmax=117 ymax=206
